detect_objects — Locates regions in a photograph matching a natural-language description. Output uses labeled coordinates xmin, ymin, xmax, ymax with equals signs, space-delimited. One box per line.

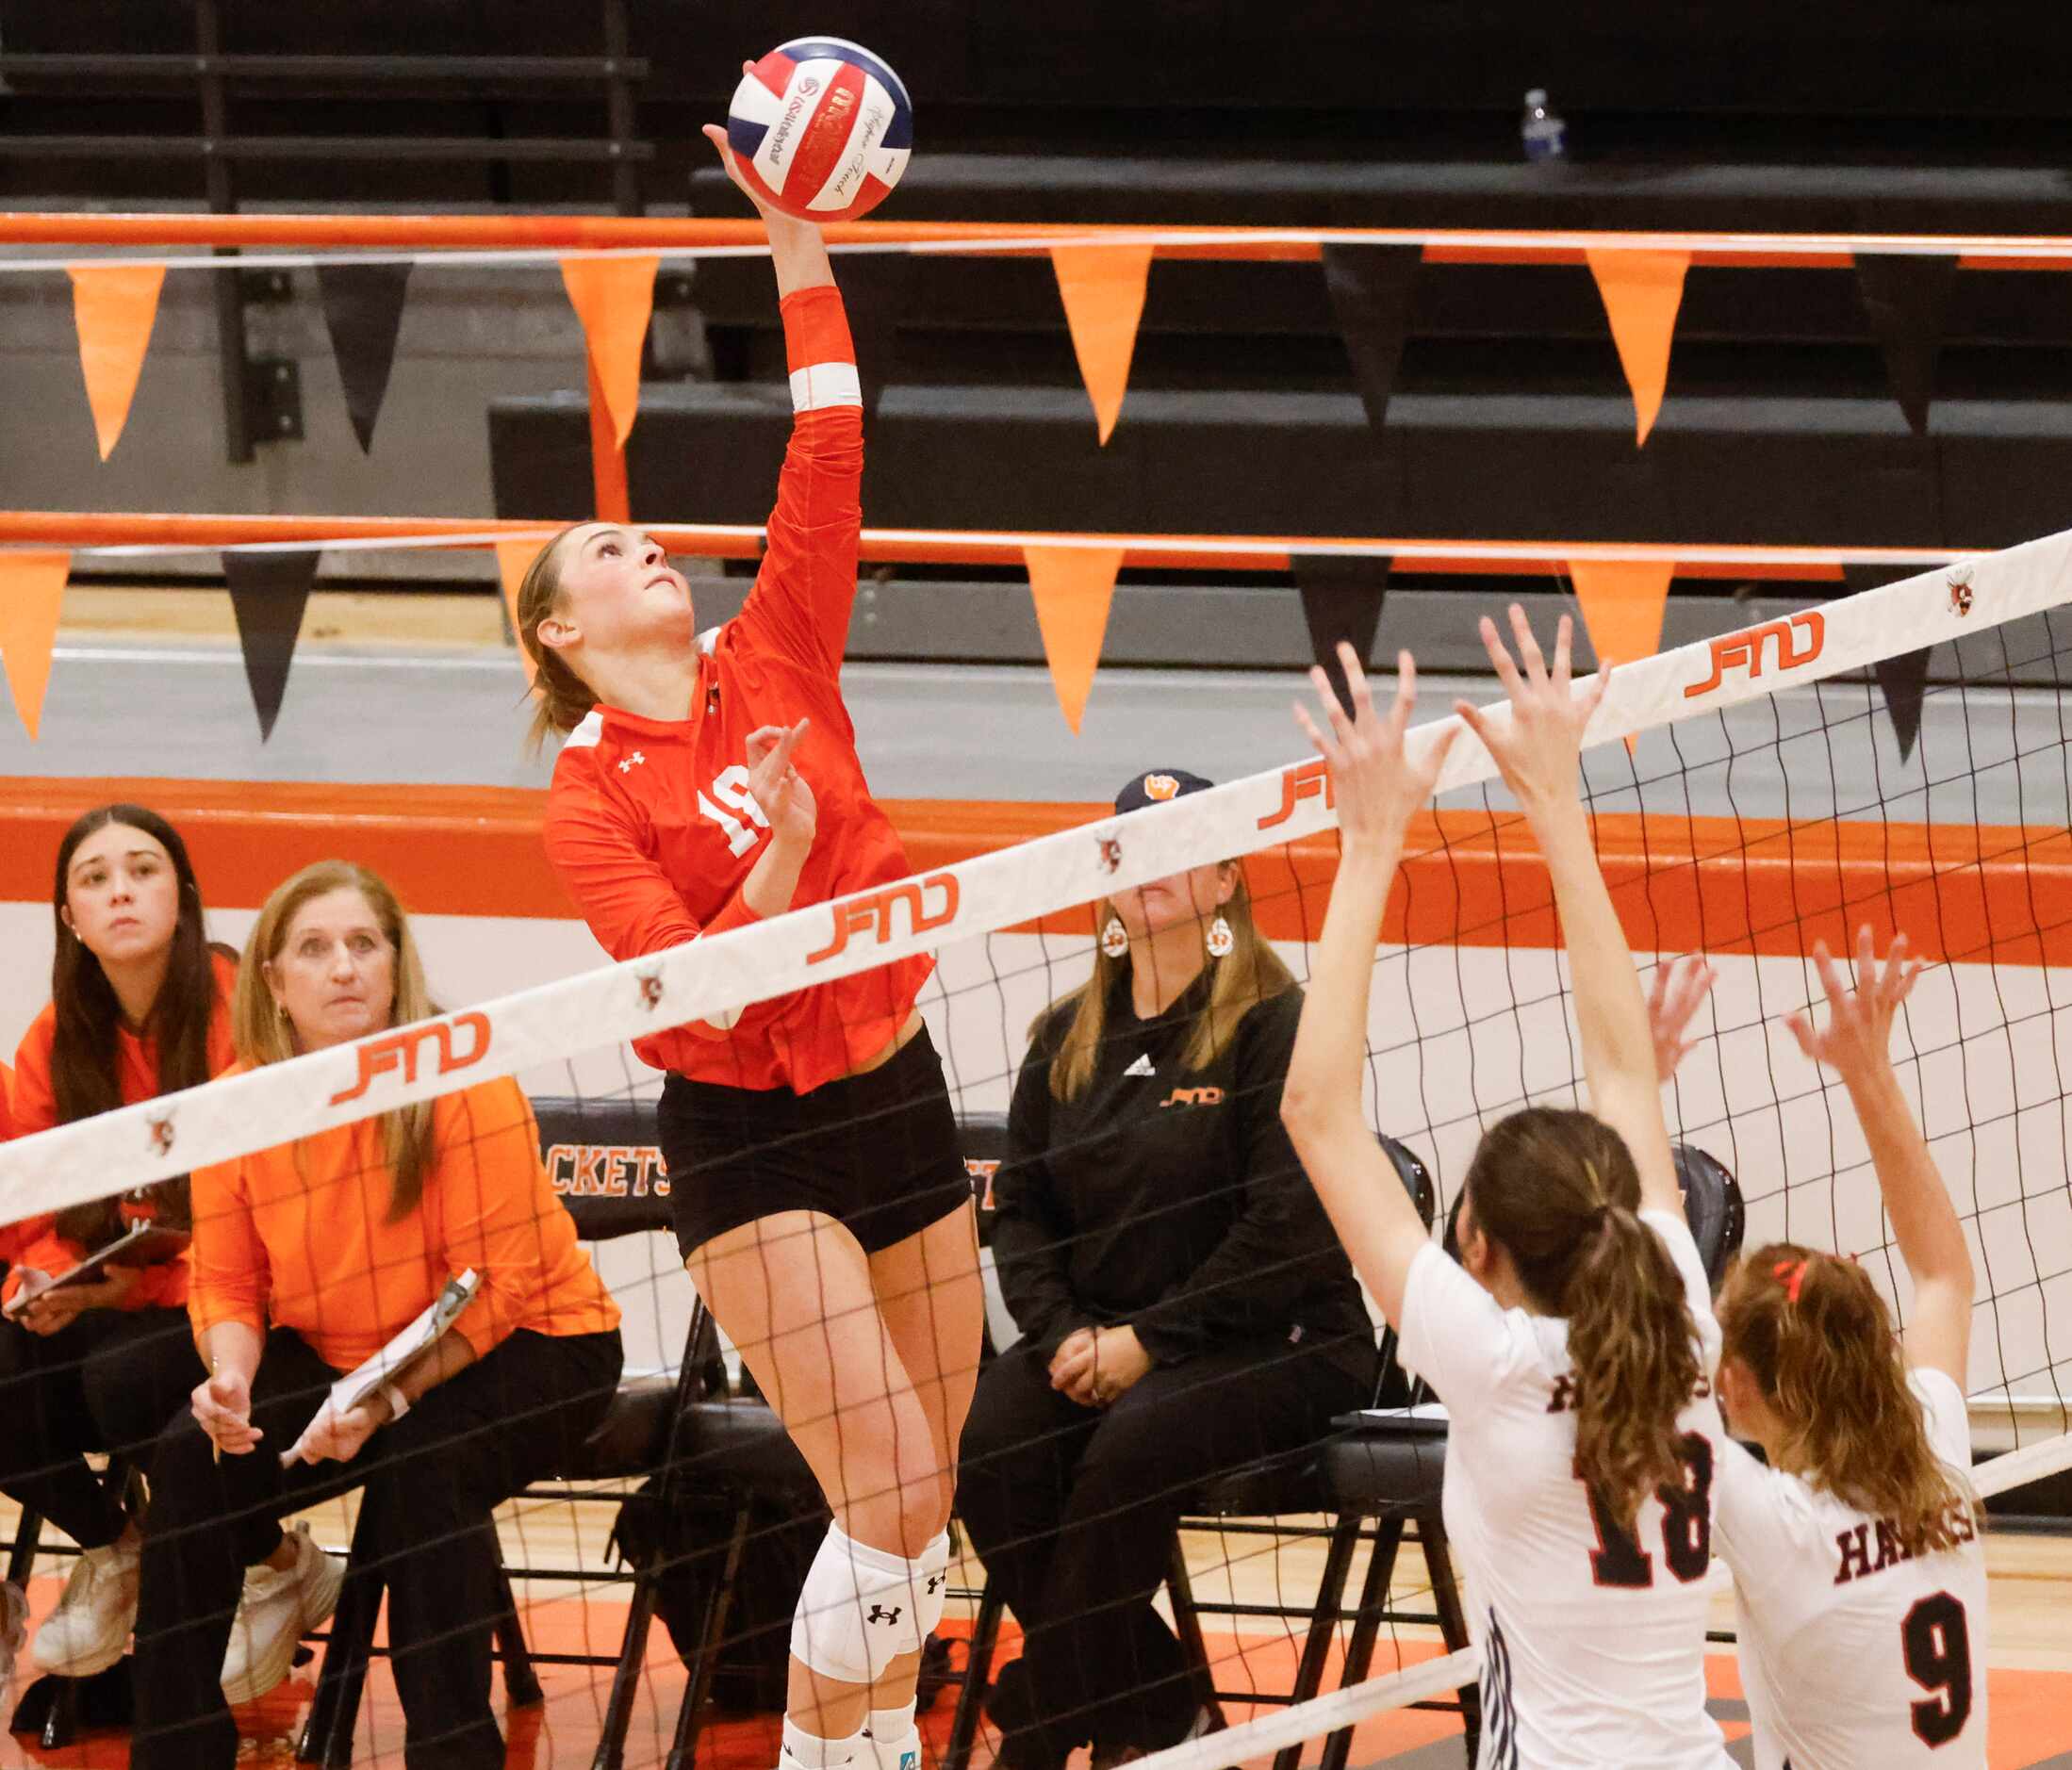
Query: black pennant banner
xmin=836 ymin=252 xmax=911 ymax=430
xmin=1292 ymin=552 xmax=1389 ymax=712
xmin=1852 ymin=253 xmax=1958 ymax=439
xmin=1321 ymin=243 xmax=1422 ymax=438
xmin=316 ymin=262 xmax=414 ymax=453
xmin=224 ymin=549 xmax=321 ymax=741
xmin=1841 ymin=564 xmax=1932 ymax=762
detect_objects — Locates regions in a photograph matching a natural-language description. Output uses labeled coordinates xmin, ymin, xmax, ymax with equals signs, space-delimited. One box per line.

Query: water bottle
xmin=1521 ymin=89 xmax=1568 ymax=162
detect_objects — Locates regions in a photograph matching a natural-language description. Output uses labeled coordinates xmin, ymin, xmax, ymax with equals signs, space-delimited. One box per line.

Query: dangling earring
xmin=1206 ymin=915 xmax=1235 ymax=959
xmin=1100 ymin=916 xmax=1128 ymax=959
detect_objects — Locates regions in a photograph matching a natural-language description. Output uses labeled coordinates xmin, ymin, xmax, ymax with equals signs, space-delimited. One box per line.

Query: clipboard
xmin=1 ymin=1223 xmax=190 ymax=1319
xmin=278 ymin=1270 xmax=481 ymax=1464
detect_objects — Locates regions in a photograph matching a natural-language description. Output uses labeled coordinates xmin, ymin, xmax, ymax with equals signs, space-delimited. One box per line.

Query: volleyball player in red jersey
xmin=513 ymin=115 xmax=981 ymax=1770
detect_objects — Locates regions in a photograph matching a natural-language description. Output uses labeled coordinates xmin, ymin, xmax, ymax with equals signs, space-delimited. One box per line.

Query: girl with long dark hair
xmin=1279 ymin=618 xmax=1732 ymax=1766
xmin=0 ymin=805 xmax=237 ymax=1680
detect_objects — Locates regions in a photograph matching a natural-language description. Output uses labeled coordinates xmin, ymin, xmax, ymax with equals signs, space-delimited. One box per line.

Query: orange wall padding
xmin=2 ymin=778 xmax=2064 ymax=967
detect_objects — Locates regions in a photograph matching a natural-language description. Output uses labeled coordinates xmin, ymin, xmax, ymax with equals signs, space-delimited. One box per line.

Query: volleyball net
xmin=3 ymin=523 xmax=2072 ymax=1762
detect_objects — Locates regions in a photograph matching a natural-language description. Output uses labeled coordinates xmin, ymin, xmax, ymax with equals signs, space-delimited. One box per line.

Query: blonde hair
xmin=237 ymin=860 xmax=438 ymax=1221
xmin=1466 ymin=1106 xmax=1702 ymax=1533
xmin=515 ymin=522 xmax=599 ymax=753
xmin=1718 ymin=1243 xmax=1977 ymax=1554
xmin=1035 ymin=865 xmax=1294 ymax=1103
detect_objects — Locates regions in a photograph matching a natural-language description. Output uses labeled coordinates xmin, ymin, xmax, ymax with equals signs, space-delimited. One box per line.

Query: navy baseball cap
xmin=1113 ymin=769 xmax=1215 ymax=815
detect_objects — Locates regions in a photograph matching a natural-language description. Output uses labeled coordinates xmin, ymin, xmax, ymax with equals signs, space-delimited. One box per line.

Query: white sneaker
xmin=220 ymin=1524 xmax=344 ymax=1705
xmin=29 ymin=1537 xmax=140 ymax=1677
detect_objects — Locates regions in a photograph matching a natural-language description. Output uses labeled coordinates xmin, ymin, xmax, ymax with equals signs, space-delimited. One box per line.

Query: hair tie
xmin=1772 ymin=1257 xmax=1810 ymax=1305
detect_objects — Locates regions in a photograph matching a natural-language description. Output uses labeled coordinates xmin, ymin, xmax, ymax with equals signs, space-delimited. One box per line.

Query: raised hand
xmin=1291 ymin=645 xmax=1459 ymax=852
xmin=1454 ymin=605 xmax=1610 ymax=814
xmin=744 ymin=719 xmax=816 ymax=847
xmin=1785 ymin=926 xmax=1924 ymax=1078
xmin=1648 ymin=954 xmax=1718 ymax=1083
xmin=701 ymin=104 xmax=783 ymax=221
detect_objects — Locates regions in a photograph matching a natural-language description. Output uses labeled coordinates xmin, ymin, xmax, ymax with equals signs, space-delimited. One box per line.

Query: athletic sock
xmin=779 ymin=1717 xmax=864 ymax=1770
xmin=863 ymin=1703 xmax=922 ymax=1770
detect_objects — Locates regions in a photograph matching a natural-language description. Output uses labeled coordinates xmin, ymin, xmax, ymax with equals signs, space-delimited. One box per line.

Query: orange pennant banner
xmin=559 ymin=255 xmax=658 ymax=451
xmin=68 ymin=264 xmax=167 ymax=461
xmin=1051 ymin=244 xmax=1153 ymax=446
xmin=0 ymin=550 xmax=72 ymax=737
xmin=1025 ymin=544 xmax=1126 ymax=732
xmin=494 ymin=540 xmax=541 ymax=684
xmin=1569 ymin=556 xmax=1676 ymax=673
xmin=1586 ymin=248 xmax=1690 ymax=447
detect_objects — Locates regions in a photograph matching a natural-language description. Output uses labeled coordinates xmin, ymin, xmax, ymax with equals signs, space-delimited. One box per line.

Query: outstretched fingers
xmin=1478 ymin=615 xmax=1525 ymax=697
xmin=1292 ymin=697 xmax=1341 ymax=764
xmin=1507 ymin=602 xmax=1547 ymax=683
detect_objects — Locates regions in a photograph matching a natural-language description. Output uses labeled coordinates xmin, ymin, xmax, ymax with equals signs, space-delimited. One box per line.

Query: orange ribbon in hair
xmin=1772 ymin=1257 xmax=1810 ymax=1304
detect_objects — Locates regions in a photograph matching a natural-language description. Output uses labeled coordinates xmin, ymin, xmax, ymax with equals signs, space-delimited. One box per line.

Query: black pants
xmin=131 ymin=1324 xmax=621 ymax=1770
xmin=956 ymin=1334 xmax=1369 ymax=1755
xmin=0 ymin=1306 xmax=206 ymax=1548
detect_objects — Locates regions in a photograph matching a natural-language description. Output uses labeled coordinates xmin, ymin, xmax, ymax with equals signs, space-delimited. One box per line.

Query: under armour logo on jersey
xmin=925 ymin=1573 xmax=944 ymax=1595
xmin=617 ymin=751 xmax=647 ymax=774
xmin=866 ymin=1603 xmax=902 ymax=1627
xmin=1123 ymin=1054 xmax=1156 ymax=1078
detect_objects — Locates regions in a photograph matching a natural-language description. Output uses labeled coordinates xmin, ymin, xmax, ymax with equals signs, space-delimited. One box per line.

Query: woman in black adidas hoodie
xmin=956 ymin=769 xmax=1374 ymax=1770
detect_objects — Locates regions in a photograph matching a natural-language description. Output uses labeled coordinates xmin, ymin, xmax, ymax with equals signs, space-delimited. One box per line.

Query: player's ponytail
xmin=1565 ymin=1205 xmax=1705 ymax=1532
xmin=1464 ymin=1106 xmax=1701 ymax=1532
xmin=515 ymin=525 xmax=600 ymax=753
xmin=1718 ymin=1244 xmax=1976 ymax=1553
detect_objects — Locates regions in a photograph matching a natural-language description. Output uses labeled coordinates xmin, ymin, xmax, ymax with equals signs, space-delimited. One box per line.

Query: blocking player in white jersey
xmin=1280 ymin=611 xmax=1732 ymax=1770
xmin=1694 ymin=929 xmax=1986 ymax=1768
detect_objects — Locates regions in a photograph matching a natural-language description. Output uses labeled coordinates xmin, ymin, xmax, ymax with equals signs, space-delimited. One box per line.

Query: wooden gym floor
xmin=4 ymin=1487 xmax=2070 ymax=1770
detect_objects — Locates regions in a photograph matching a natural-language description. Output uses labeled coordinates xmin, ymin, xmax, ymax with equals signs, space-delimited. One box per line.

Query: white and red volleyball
xmin=726 ymin=38 xmax=913 ymax=222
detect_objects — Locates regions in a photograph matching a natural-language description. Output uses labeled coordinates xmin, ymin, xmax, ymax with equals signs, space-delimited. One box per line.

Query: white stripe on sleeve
xmin=788 ymin=361 xmax=863 ymax=413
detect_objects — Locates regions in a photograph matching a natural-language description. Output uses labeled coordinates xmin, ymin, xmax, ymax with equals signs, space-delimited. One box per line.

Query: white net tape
xmin=1 ymin=528 xmax=2063 ymax=1215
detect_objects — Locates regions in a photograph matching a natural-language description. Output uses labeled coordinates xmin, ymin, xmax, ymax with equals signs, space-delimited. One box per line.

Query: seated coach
xmin=956 ymin=770 xmax=1375 ymax=1770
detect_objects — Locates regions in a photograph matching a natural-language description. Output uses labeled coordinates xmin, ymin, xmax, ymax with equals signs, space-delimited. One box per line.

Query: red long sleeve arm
xmin=732 ymin=285 xmax=864 ymax=680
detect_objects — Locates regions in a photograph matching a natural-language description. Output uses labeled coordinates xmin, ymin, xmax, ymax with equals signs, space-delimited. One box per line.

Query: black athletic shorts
xmin=658 ymin=1024 xmax=975 ymax=1259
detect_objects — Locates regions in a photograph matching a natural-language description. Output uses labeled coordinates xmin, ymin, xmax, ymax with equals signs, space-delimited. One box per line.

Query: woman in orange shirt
xmin=0 ymin=805 xmax=238 ymax=1681
xmin=129 ymin=860 xmax=622 ymax=1770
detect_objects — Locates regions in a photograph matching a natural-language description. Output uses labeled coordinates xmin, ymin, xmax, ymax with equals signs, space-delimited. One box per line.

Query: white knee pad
xmin=790 ymin=1524 xmax=930 ymax=1685
xmin=915 ymin=1529 xmax=951 ymax=1638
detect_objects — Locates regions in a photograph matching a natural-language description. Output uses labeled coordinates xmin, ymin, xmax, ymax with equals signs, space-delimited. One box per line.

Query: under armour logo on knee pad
xmin=925 ymin=1574 xmax=944 ymax=1595
xmin=867 ymin=1603 xmax=902 ymax=1627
